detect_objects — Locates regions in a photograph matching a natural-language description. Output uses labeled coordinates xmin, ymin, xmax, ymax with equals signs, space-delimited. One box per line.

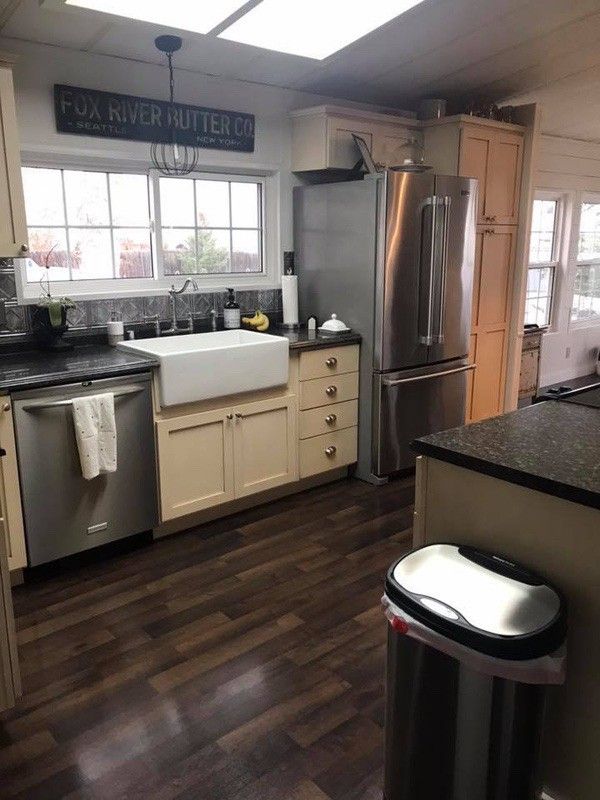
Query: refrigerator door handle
xmin=434 ymin=196 xmax=452 ymax=344
xmin=418 ymin=196 xmax=439 ymax=346
xmin=382 ymin=363 xmax=476 ymax=387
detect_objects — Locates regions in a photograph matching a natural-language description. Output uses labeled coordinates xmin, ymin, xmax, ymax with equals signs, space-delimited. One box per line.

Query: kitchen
xmin=0 ymin=2 xmax=599 ymax=799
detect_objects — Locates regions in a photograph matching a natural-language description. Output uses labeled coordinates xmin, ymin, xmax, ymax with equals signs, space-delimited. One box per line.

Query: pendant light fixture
xmin=151 ymin=35 xmax=199 ymax=176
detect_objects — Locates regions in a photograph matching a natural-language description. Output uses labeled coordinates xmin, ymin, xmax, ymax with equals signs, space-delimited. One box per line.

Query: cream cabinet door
xmin=0 ymin=400 xmax=27 ymax=571
xmin=486 ymin=131 xmax=523 ymax=225
xmin=326 ymin=117 xmax=375 ymax=170
xmin=459 ymin=126 xmax=523 ymax=226
xmin=157 ymin=409 xmax=235 ymax=521
xmin=233 ymin=396 xmax=298 ymax=499
xmin=0 ymin=61 xmax=28 ymax=258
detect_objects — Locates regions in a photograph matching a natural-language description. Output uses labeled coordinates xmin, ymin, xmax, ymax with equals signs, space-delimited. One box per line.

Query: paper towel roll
xmin=282 ymin=274 xmax=299 ymax=326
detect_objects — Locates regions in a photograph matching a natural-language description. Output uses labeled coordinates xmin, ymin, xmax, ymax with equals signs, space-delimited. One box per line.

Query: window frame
xmin=151 ymin=170 xmax=266 ymax=282
xmin=525 ymin=190 xmax=564 ymax=329
xmin=16 ymin=158 xmax=281 ymax=303
xmin=570 ymin=192 xmax=600 ymax=329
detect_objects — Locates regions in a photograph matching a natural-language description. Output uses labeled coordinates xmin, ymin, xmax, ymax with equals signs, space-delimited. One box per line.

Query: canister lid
xmin=385 ymin=544 xmax=567 ymax=660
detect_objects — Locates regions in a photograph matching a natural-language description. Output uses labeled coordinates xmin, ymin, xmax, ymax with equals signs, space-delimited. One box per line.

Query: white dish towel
xmin=72 ymin=393 xmax=117 ymax=480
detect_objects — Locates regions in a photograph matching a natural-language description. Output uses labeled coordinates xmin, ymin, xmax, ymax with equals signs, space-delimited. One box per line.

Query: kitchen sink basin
xmin=118 ymin=329 xmax=289 ymax=406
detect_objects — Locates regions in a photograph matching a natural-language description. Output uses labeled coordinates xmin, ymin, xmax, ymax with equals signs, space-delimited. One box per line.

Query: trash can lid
xmin=385 ymin=544 xmax=567 ymax=660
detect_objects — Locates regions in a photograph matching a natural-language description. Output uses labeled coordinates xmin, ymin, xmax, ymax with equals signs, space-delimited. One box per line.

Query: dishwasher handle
xmin=20 ymin=385 xmax=146 ymax=411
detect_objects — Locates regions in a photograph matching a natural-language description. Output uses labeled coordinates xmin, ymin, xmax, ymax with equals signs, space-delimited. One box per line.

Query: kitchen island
xmin=412 ymin=400 xmax=600 ymax=800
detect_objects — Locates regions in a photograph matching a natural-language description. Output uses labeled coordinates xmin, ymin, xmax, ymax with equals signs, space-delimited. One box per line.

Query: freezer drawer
xmin=373 ymin=360 xmax=474 ymax=476
xmin=13 ymin=374 xmax=158 ymax=566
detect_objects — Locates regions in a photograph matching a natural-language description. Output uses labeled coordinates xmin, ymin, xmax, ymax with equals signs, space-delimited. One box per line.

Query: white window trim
xmin=16 ymin=158 xmax=282 ymax=304
xmin=568 ymin=191 xmax=600 ymax=331
xmin=526 ymin=190 xmax=564 ymax=329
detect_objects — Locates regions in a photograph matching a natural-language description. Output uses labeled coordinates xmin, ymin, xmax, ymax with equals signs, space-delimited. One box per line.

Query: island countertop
xmin=413 ymin=400 xmax=600 ymax=510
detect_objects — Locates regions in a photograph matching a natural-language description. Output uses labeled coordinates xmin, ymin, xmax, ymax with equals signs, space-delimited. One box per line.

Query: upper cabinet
xmin=459 ymin=127 xmax=523 ymax=225
xmin=291 ymin=105 xmax=421 ymax=172
xmin=0 ymin=54 xmax=28 ymax=258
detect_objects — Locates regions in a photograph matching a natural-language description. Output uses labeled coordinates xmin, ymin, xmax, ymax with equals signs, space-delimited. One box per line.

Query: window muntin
xmin=23 ymin=167 xmax=152 ymax=283
xmin=158 ymin=176 xmax=263 ymax=276
xmin=525 ymin=197 xmax=561 ymax=327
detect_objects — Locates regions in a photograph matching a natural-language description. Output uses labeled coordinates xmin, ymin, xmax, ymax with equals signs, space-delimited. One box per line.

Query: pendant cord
xmin=168 ymin=52 xmax=175 ymax=105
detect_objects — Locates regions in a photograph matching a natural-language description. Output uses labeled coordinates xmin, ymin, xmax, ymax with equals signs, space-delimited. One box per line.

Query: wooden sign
xmin=54 ymin=84 xmax=255 ymax=153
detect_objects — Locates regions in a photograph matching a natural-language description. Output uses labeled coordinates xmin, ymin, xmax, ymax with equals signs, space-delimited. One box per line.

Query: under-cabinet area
xmin=154 ymin=342 xmax=360 ymax=527
xmin=0 ymin=340 xmax=361 ymax=573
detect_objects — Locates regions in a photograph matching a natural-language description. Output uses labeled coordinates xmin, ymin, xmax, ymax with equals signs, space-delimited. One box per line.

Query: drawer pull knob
xmin=2 ymin=403 xmax=10 ymax=412
xmin=325 ymin=385 xmax=337 ymax=396
xmin=325 ymin=445 xmax=337 ymax=458
xmin=325 ymin=357 xmax=338 ymax=368
xmin=20 ymin=243 xmax=28 ymax=253
xmin=226 ymin=413 xmax=233 ymax=420
xmin=325 ymin=414 xmax=337 ymax=425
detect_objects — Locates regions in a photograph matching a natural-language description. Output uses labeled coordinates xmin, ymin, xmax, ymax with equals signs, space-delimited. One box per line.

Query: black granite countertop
xmin=0 ymin=346 xmax=159 ymax=393
xmin=413 ymin=401 xmax=600 ymax=510
xmin=274 ymin=328 xmax=362 ymax=351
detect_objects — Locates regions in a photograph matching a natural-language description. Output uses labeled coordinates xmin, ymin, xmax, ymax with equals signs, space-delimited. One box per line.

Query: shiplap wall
xmin=536 ymin=135 xmax=600 ymax=385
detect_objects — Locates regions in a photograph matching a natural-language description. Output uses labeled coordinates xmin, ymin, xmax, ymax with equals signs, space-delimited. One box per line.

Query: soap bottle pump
xmin=223 ymin=288 xmax=241 ymax=329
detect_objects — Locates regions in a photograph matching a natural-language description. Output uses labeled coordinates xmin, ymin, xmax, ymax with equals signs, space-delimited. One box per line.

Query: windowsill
xmin=568 ymin=319 xmax=600 ymax=332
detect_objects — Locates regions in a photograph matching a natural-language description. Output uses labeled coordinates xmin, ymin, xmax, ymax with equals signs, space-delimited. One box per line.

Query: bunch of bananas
xmin=241 ymin=310 xmax=270 ymax=332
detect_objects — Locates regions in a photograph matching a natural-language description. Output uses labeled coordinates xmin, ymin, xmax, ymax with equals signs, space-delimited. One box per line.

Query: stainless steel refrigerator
xmin=294 ymin=170 xmax=477 ymax=483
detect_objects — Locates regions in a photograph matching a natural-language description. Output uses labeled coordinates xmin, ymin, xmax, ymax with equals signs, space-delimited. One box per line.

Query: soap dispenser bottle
xmin=223 ymin=288 xmax=241 ymax=329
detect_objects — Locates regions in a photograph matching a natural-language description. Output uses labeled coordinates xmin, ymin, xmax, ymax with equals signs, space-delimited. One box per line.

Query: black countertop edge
xmin=279 ymin=329 xmax=362 ymax=351
xmin=1 ymin=361 xmax=159 ymax=394
xmin=412 ymin=438 xmax=600 ymax=511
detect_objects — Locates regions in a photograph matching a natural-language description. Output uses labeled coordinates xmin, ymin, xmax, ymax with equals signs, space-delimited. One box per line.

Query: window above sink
xmin=16 ymin=163 xmax=281 ymax=303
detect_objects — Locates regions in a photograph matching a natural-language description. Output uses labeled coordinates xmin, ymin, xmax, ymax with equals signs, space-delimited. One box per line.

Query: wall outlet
xmin=565 ymin=347 xmax=571 ymax=359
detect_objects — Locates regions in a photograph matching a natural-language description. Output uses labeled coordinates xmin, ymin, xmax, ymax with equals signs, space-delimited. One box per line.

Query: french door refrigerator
xmin=294 ymin=170 xmax=477 ymax=483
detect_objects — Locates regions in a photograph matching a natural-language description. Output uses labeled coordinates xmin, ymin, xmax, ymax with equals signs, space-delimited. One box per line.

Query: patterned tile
xmin=89 ymin=300 xmax=114 ymax=327
xmin=143 ymin=295 xmax=170 ymax=321
xmin=114 ymin=298 xmax=145 ymax=323
xmin=3 ymin=305 xmax=30 ymax=333
xmin=0 ymin=258 xmax=14 ymax=269
xmin=173 ymin=293 xmax=192 ymax=320
xmin=192 ymin=293 xmax=215 ymax=318
xmin=66 ymin=303 xmax=89 ymax=329
xmin=0 ymin=273 xmax=16 ymax=302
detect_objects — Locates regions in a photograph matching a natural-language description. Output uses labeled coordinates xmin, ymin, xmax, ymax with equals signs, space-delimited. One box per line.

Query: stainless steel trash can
xmin=382 ymin=544 xmax=567 ymax=800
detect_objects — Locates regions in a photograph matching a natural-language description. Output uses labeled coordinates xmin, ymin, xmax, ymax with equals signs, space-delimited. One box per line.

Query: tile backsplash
xmin=0 ymin=259 xmax=281 ymax=337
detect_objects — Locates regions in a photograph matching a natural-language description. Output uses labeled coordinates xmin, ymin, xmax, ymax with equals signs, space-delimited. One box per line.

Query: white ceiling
xmin=2 ymin=0 xmax=600 ymax=139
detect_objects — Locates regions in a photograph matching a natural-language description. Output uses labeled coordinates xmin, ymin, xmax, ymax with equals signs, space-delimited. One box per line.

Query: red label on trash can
xmin=390 ymin=616 xmax=409 ymax=634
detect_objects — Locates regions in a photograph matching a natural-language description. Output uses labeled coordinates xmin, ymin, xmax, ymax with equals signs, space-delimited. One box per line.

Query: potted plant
xmin=32 ymin=244 xmax=76 ymax=351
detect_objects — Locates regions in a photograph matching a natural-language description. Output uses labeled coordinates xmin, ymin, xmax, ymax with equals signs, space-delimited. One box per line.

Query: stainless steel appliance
xmin=13 ymin=373 xmax=158 ymax=566
xmin=294 ymin=170 xmax=477 ymax=481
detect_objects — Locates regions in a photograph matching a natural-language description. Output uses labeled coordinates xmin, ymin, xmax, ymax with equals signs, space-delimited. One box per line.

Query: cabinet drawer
xmin=299 ymin=399 xmax=358 ymax=439
xmin=299 ymin=372 xmax=359 ymax=410
xmin=299 ymin=345 xmax=359 ymax=381
xmin=300 ymin=427 xmax=358 ymax=478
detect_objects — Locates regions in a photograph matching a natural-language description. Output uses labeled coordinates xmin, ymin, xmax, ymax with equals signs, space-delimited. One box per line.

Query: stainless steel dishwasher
xmin=12 ymin=372 xmax=158 ymax=566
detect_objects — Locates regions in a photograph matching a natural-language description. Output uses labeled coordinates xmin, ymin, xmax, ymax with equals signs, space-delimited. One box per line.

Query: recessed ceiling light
xmin=63 ymin=0 xmax=250 ymax=35
xmin=218 ymin=0 xmax=426 ymax=60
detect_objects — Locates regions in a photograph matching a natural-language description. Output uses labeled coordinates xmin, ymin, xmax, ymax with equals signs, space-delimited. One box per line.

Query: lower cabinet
xmin=157 ymin=395 xmax=297 ymax=522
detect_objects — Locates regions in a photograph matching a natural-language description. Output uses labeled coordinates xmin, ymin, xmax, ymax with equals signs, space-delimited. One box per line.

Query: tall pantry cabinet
xmin=424 ymin=116 xmax=525 ymax=421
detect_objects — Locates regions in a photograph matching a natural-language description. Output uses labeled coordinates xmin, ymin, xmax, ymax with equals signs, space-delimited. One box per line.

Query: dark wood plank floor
xmin=0 ymin=476 xmax=414 ymax=800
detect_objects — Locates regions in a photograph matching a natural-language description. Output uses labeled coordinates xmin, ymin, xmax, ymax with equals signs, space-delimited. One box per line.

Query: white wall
xmin=535 ymin=135 xmax=600 ymax=385
xmin=0 ymin=38 xmax=391 ymax=282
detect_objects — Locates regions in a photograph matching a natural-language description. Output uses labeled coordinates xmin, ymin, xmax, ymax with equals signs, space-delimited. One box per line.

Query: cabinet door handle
xmin=325 ymin=357 xmax=337 ymax=368
xmin=2 ymin=403 xmax=10 ymax=412
xmin=235 ymin=412 xmax=243 ymax=419
xmin=20 ymin=244 xmax=28 ymax=253
xmin=325 ymin=385 xmax=337 ymax=396
xmin=226 ymin=413 xmax=234 ymax=420
xmin=324 ymin=445 xmax=337 ymax=457
xmin=325 ymin=414 xmax=337 ymax=425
